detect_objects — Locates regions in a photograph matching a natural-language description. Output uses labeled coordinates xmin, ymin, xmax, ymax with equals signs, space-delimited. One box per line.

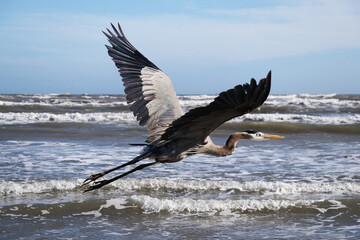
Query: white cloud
xmin=2 ymin=0 xmax=359 ymax=68
xmin=122 ymin=0 xmax=360 ymax=67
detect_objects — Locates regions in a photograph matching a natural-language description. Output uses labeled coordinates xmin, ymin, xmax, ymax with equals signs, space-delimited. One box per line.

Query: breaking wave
xmin=128 ymin=195 xmax=319 ymax=213
xmin=1 ymin=112 xmax=359 ymax=127
xmin=0 ymin=112 xmax=136 ymax=125
xmin=0 ymin=195 xmax=348 ymax=216
xmin=1 ymin=178 xmax=358 ymax=216
xmin=2 ymin=178 xmax=360 ymax=196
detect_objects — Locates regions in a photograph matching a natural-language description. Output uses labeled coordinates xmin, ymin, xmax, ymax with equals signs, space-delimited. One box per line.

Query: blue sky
xmin=0 ymin=0 xmax=359 ymax=94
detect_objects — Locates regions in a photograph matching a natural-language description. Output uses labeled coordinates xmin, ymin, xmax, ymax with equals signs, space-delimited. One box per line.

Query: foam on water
xmin=0 ymin=100 xmax=127 ymax=107
xmin=235 ymin=113 xmax=360 ymax=125
xmin=1 ymin=94 xmax=358 ymax=110
xmin=268 ymin=94 xmax=359 ymax=109
xmin=1 ymin=111 xmax=359 ymax=125
xmin=128 ymin=195 xmax=319 ymax=213
xmin=0 ymin=195 xmax=328 ymax=217
xmin=0 ymin=94 xmax=127 ymax=107
xmin=2 ymin=178 xmax=359 ymax=196
xmin=0 ymin=179 xmax=82 ymax=195
xmin=1 ymin=94 xmax=359 ymax=126
xmin=0 ymin=112 xmax=136 ymax=125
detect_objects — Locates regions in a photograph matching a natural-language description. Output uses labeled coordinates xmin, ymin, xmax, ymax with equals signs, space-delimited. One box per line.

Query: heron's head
xmin=244 ymin=130 xmax=284 ymax=141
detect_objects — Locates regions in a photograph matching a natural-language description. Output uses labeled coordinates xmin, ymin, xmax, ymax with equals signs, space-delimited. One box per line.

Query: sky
xmin=0 ymin=0 xmax=359 ymax=94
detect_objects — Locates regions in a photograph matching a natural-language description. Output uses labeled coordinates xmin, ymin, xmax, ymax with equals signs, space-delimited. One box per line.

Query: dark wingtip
xmin=110 ymin=23 xmax=119 ymax=36
xmin=264 ymin=70 xmax=271 ymax=94
xmin=106 ymin=27 xmax=112 ymax=34
xmin=117 ymin=22 xmax=125 ymax=37
xmin=267 ymin=70 xmax=271 ymax=80
xmin=266 ymin=70 xmax=271 ymax=89
xmin=102 ymin=30 xmax=110 ymax=38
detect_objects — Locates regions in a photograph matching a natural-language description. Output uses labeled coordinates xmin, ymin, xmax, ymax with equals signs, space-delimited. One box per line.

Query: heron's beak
xmin=264 ymin=134 xmax=285 ymax=139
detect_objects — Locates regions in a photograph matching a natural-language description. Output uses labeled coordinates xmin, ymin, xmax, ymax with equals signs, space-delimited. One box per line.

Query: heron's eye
xmin=256 ymin=133 xmax=261 ymax=137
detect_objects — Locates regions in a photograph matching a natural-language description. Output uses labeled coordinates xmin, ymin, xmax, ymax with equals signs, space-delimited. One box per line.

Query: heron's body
xmin=83 ymin=23 xmax=283 ymax=192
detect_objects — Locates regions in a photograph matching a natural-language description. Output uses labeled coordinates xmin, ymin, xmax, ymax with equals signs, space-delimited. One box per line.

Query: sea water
xmin=0 ymin=94 xmax=359 ymax=239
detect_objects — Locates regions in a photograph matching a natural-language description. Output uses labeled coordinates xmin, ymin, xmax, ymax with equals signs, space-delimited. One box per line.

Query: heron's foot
xmin=82 ymin=173 xmax=105 ymax=186
xmin=83 ymin=179 xmax=111 ymax=193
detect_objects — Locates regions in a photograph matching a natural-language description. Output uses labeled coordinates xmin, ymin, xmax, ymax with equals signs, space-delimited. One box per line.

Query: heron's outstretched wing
xmin=104 ymin=23 xmax=184 ymax=143
xmin=158 ymin=71 xmax=271 ymax=145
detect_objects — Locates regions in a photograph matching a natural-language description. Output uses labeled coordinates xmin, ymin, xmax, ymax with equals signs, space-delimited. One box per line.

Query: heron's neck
xmin=224 ymin=133 xmax=247 ymax=153
xmin=202 ymin=133 xmax=249 ymax=156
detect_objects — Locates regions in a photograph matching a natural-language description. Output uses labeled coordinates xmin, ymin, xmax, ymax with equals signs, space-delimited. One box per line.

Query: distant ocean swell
xmin=1 ymin=115 xmax=359 ymax=135
xmin=223 ymin=122 xmax=360 ymax=135
xmin=1 ymin=111 xmax=359 ymax=125
xmin=1 ymin=94 xmax=359 ymax=134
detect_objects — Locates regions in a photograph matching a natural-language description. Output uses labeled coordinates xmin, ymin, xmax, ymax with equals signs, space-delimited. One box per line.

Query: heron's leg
xmin=82 ymin=155 xmax=146 ymax=186
xmin=84 ymin=161 xmax=158 ymax=192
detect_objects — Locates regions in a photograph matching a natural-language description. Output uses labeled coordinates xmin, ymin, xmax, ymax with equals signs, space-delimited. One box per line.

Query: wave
xmin=221 ymin=121 xmax=360 ymax=135
xmin=0 ymin=94 xmax=127 ymax=107
xmin=1 ymin=111 xmax=359 ymax=127
xmin=1 ymin=94 xmax=359 ymax=112
xmin=1 ymin=178 xmax=358 ymax=216
xmin=267 ymin=94 xmax=359 ymax=109
xmin=2 ymin=178 xmax=360 ymax=196
xmin=128 ymin=195 xmax=320 ymax=213
xmin=234 ymin=113 xmax=360 ymax=125
xmin=0 ymin=195 xmax=349 ymax=216
xmin=0 ymin=100 xmax=127 ymax=107
xmin=180 ymin=94 xmax=360 ymax=112
xmin=1 ymin=94 xmax=359 ymax=128
xmin=0 ymin=112 xmax=136 ymax=125
xmin=1 ymin=179 xmax=81 ymax=195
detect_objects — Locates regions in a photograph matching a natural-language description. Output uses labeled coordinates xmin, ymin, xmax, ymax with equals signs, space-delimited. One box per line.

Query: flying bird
xmin=83 ymin=23 xmax=284 ymax=192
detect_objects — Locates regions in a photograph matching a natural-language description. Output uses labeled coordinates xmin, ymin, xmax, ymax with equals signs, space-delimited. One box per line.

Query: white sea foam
xmin=0 ymin=94 xmax=127 ymax=107
xmin=0 ymin=179 xmax=82 ymax=195
xmin=1 ymin=94 xmax=358 ymax=110
xmin=0 ymin=100 xmax=128 ymax=107
xmin=1 ymin=111 xmax=359 ymax=125
xmin=128 ymin=195 xmax=318 ymax=213
xmin=0 ymin=112 xmax=136 ymax=125
xmin=1 ymin=94 xmax=359 ymax=125
xmin=2 ymin=178 xmax=359 ymax=196
xmin=107 ymin=178 xmax=360 ymax=195
xmin=179 ymin=94 xmax=359 ymax=111
xmin=79 ymin=198 xmax=129 ymax=217
xmin=179 ymin=95 xmax=215 ymax=109
xmin=267 ymin=94 xmax=359 ymax=109
xmin=233 ymin=113 xmax=360 ymax=125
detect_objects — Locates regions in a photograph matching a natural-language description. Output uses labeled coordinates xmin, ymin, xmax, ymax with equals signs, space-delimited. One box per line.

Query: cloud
xmin=134 ymin=0 xmax=360 ymax=65
xmin=2 ymin=0 xmax=360 ymax=67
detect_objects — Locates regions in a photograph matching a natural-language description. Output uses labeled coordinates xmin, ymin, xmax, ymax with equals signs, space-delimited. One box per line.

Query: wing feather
xmin=157 ymin=71 xmax=271 ymax=146
xmin=104 ymin=23 xmax=184 ymax=143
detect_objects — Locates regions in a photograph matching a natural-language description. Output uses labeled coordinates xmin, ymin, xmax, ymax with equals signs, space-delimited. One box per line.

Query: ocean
xmin=0 ymin=93 xmax=359 ymax=239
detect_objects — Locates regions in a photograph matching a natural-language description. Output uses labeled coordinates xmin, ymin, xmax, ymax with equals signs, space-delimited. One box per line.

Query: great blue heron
xmin=83 ymin=23 xmax=284 ymax=192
